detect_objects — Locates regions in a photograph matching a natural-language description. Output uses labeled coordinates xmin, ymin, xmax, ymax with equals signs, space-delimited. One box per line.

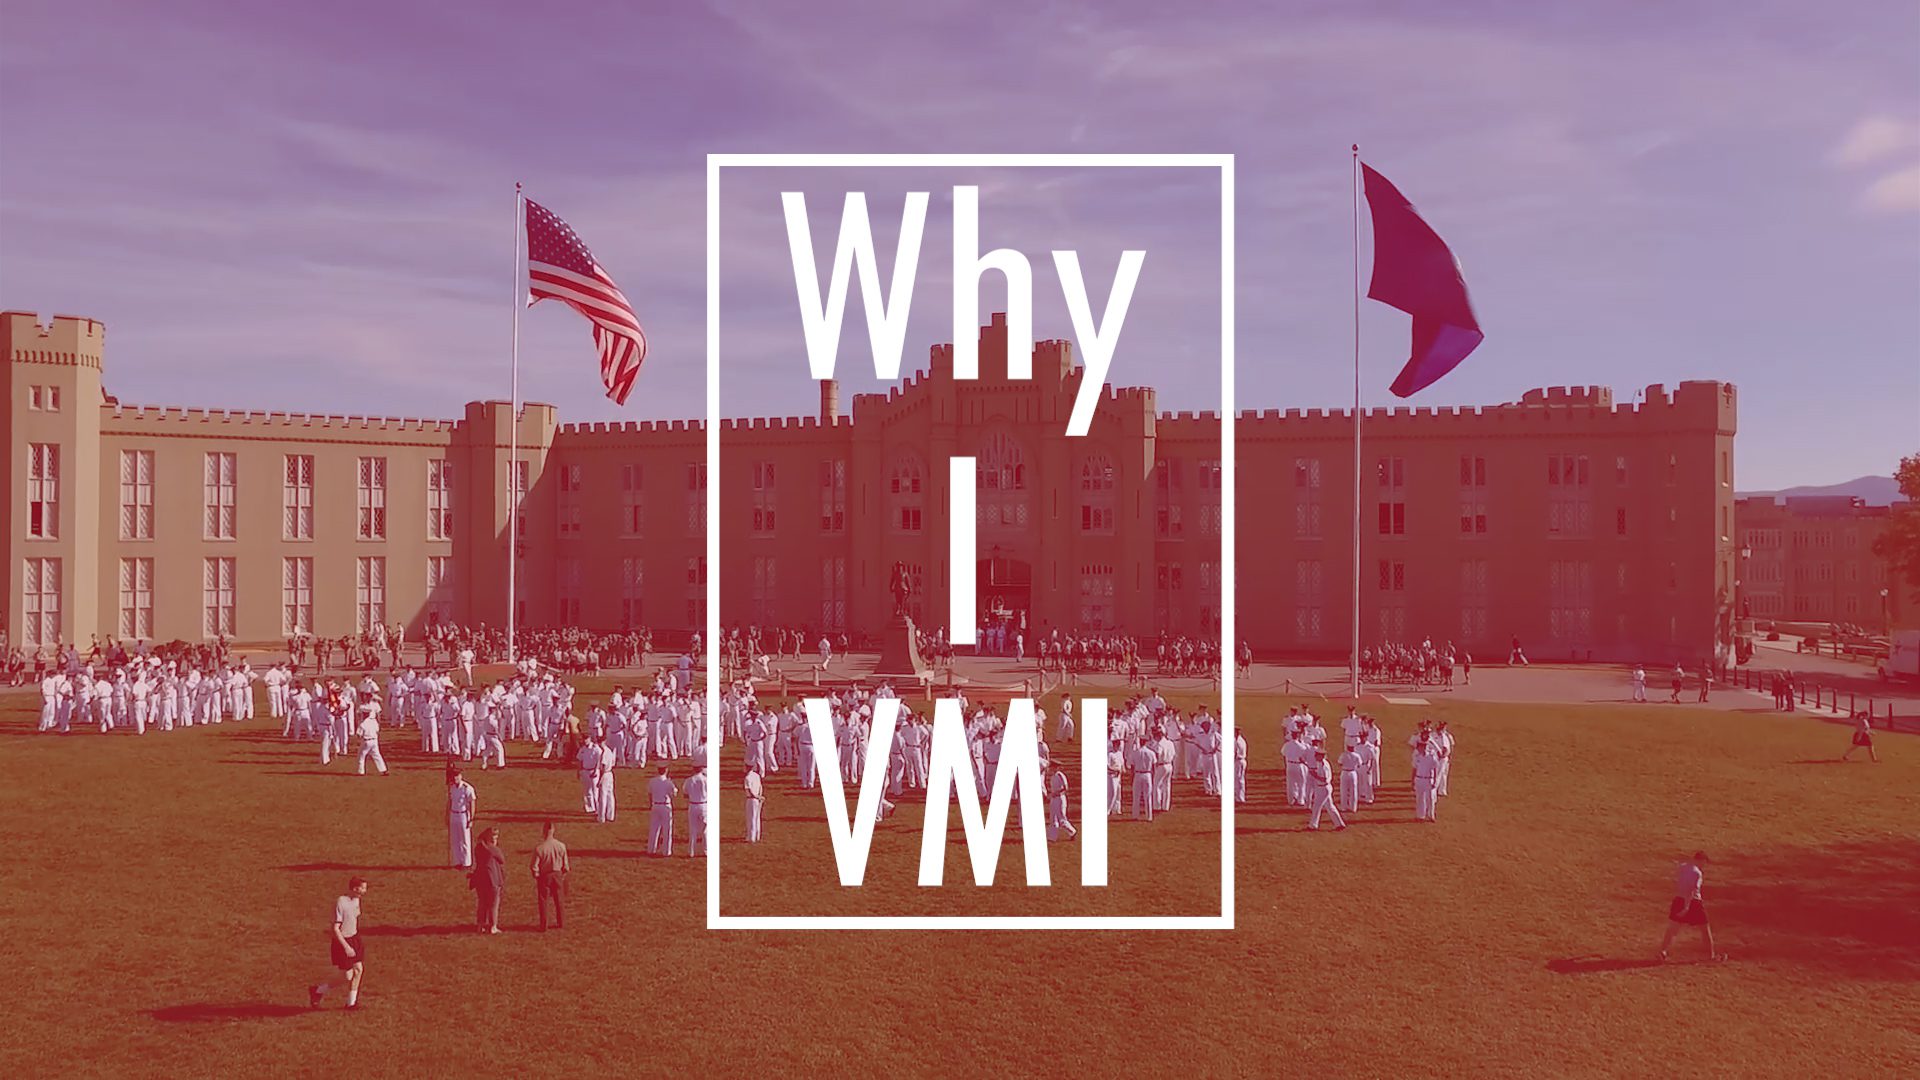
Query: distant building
xmin=5 ymin=310 xmax=1738 ymax=661
xmin=1735 ymin=494 xmax=1905 ymax=629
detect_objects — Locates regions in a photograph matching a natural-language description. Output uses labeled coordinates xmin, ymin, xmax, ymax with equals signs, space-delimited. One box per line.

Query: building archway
xmin=978 ymin=554 xmax=1032 ymax=630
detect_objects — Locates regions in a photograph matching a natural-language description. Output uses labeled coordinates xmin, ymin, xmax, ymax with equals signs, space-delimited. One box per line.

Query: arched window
xmin=889 ymin=453 xmax=924 ymax=532
xmin=1079 ymin=453 xmax=1115 ymax=534
xmin=976 ymin=431 xmax=1029 ymax=529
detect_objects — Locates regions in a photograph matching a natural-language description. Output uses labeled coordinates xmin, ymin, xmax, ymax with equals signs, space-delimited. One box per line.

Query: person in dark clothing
xmin=470 ymin=827 xmax=506 ymax=934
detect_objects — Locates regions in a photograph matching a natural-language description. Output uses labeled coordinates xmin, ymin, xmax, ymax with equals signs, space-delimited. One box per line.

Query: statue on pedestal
xmin=890 ymin=561 xmax=913 ymax=618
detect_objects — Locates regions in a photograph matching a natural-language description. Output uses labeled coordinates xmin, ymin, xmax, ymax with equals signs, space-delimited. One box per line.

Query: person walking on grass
xmin=470 ymin=828 xmax=505 ymax=934
xmin=309 ymin=877 xmax=369 ymax=1010
xmin=1659 ymin=852 xmax=1726 ymax=962
xmin=1841 ymin=713 xmax=1879 ymax=763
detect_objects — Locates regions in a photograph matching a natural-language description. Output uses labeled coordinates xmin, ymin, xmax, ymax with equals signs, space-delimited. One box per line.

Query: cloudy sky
xmin=2 ymin=0 xmax=1915 ymax=488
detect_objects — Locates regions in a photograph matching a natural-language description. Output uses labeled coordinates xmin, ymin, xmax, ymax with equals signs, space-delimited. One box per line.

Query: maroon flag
xmin=1362 ymin=163 xmax=1483 ymax=397
xmin=524 ymin=198 xmax=647 ymax=405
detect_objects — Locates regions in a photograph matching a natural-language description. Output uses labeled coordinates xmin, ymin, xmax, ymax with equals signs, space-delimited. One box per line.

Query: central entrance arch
xmin=977 ymin=555 xmax=1032 ymax=631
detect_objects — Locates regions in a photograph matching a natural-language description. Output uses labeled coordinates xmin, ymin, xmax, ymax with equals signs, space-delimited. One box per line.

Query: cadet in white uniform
xmin=1411 ymin=740 xmax=1440 ymax=822
xmin=1305 ymin=749 xmax=1346 ymax=831
xmin=685 ymin=764 xmax=709 ymax=856
xmin=356 ymin=699 xmax=388 ymax=776
xmin=744 ymin=764 xmax=765 ymax=843
xmin=646 ymin=766 xmax=676 ymax=856
xmin=447 ymin=769 xmax=477 ymax=867
xmin=1129 ymin=739 xmax=1156 ymax=821
xmin=577 ymin=737 xmax=603 ymax=815
xmin=1046 ymin=764 xmax=1076 ymax=841
xmin=593 ymin=736 xmax=618 ymax=823
xmin=1233 ymin=730 xmax=1248 ymax=804
xmin=1337 ymin=744 xmax=1362 ymax=812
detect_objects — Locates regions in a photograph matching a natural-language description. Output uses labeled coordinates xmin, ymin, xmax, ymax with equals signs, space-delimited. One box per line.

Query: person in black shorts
xmin=310 ymin=876 xmax=369 ymax=1009
xmin=1841 ymin=713 xmax=1879 ymax=763
xmin=1659 ymin=853 xmax=1725 ymax=962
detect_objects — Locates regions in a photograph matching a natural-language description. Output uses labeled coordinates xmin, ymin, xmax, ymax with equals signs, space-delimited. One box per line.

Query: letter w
xmin=782 ymin=191 xmax=929 ymax=382
xmin=805 ymin=697 xmax=899 ymax=887
xmin=919 ymin=698 xmax=1050 ymax=886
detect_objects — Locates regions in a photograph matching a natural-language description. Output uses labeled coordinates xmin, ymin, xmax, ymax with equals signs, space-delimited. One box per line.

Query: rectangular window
xmin=1377 ymin=456 xmax=1406 ymax=537
xmin=621 ymin=557 xmax=644 ymax=628
xmin=752 ymin=555 xmax=778 ymax=622
xmin=1297 ymin=557 xmax=1328 ymax=634
xmin=27 ymin=443 xmax=58 ymax=539
xmin=284 ymin=455 xmax=314 ymax=540
xmin=355 ymin=556 xmax=386 ymax=633
xmin=1078 ymin=563 xmax=1116 ymax=628
xmin=1293 ymin=457 xmax=1323 ymax=540
xmin=557 ymin=463 xmax=583 ymax=538
xmin=1156 ymin=460 xmax=1184 ymax=539
xmin=621 ymin=465 xmax=644 ymax=536
xmin=1617 ymin=507 xmax=1628 ymax=537
xmin=27 ymin=385 xmax=41 ymax=410
xmin=120 ymin=450 xmax=155 ymax=540
xmin=820 ymin=556 xmax=848 ymax=631
xmin=356 ymin=456 xmax=387 ymax=540
xmin=1154 ymin=562 xmax=1184 ymax=630
xmin=203 ymin=556 xmax=236 ymax=638
xmin=1458 ymin=559 xmax=1489 ymax=643
xmin=559 ymin=558 xmax=582 ymax=624
xmin=1547 ymin=453 xmax=1593 ymax=538
xmin=686 ymin=555 xmax=707 ymax=627
xmin=45 ymin=386 xmax=59 ymax=411
xmin=119 ymin=557 xmax=153 ymax=640
xmin=427 ymin=460 xmax=454 ymax=541
xmin=1197 ymin=460 xmax=1222 ymax=538
xmin=686 ymin=462 xmax=707 ymax=537
xmin=1377 ymin=559 xmax=1407 ymax=592
xmin=751 ymin=461 xmax=777 ymax=535
xmin=819 ymin=459 xmax=847 ymax=533
xmin=1548 ymin=560 xmax=1593 ymax=641
xmin=22 ymin=558 xmax=61 ymax=647
xmin=426 ymin=555 xmax=454 ymax=626
xmin=204 ymin=452 xmax=237 ymax=540
xmin=282 ymin=557 xmax=314 ymax=636
xmin=512 ymin=460 xmax=529 ymax=540
xmin=1458 ymin=455 xmax=1488 ymax=536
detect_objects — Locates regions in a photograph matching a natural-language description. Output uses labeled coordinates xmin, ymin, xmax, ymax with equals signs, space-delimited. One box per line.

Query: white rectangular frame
xmin=707 ymin=152 xmax=1235 ymax=930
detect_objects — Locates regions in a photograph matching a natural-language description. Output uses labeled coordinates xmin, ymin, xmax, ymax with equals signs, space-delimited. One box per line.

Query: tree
xmin=1871 ymin=454 xmax=1920 ymax=609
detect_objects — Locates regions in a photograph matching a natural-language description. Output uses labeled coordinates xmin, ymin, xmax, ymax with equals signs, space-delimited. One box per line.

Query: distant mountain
xmin=1739 ymin=475 xmax=1901 ymax=505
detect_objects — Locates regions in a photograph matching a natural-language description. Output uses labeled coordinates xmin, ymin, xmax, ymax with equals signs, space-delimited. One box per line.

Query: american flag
xmin=524 ymin=197 xmax=647 ymax=405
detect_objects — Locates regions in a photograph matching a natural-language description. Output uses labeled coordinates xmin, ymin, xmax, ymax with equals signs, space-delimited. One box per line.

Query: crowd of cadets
xmin=280 ymin=624 xmax=663 ymax=676
xmin=35 ymin=654 xmax=259 ymax=734
xmin=5 ymin=633 xmax=236 ymax=687
xmin=1359 ymin=639 xmax=1471 ymax=687
xmin=27 ymin=637 xmax=1464 ymax=847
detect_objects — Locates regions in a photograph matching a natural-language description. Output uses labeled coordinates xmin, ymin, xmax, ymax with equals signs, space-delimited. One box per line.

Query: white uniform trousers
xmin=448 ymin=813 xmax=473 ymax=867
xmin=1308 ymin=787 xmax=1345 ymax=829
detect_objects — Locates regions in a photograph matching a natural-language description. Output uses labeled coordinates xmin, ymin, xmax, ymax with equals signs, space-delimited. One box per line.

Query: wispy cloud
xmin=1862 ymin=164 xmax=1920 ymax=213
xmin=1 ymin=1 xmax=1915 ymax=489
xmin=1832 ymin=114 xmax=1919 ymax=167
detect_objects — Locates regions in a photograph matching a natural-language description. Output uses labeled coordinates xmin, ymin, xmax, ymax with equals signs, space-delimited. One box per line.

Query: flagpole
xmin=1350 ymin=145 xmax=1362 ymax=701
xmin=507 ymin=182 xmax=523 ymax=666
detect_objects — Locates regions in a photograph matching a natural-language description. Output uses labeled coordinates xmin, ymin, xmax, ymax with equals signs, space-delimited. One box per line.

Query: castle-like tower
xmin=4 ymin=309 xmax=1738 ymax=662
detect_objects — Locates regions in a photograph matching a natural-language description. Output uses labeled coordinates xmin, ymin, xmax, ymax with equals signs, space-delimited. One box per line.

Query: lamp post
xmin=1883 ymin=587 xmax=1892 ymax=637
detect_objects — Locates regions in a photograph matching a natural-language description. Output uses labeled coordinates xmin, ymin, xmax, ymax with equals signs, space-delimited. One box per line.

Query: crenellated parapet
xmin=3 ymin=311 xmax=104 ymax=369
xmin=103 ymin=403 xmax=462 ymax=434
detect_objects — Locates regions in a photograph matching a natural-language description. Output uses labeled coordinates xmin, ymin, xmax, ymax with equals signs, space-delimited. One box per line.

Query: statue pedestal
xmin=874 ymin=613 xmax=929 ymax=677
